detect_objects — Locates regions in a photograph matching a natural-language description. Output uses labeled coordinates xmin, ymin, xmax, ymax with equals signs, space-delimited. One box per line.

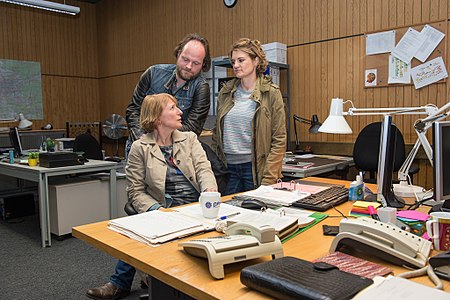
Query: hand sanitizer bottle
xmin=349 ymin=174 xmax=364 ymax=201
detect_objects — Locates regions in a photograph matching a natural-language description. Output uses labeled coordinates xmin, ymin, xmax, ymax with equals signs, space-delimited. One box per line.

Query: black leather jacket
xmin=126 ymin=64 xmax=210 ymax=142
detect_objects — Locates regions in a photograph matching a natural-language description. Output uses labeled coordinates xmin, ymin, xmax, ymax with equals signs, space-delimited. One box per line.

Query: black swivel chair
xmin=353 ymin=122 xmax=419 ymax=184
xmin=73 ymin=130 xmax=104 ymax=160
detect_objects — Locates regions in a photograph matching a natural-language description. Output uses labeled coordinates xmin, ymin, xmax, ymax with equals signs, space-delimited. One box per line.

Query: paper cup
xmin=199 ymin=192 xmax=221 ymax=219
xmin=426 ymin=211 xmax=450 ymax=250
xmin=377 ymin=207 xmax=397 ymax=224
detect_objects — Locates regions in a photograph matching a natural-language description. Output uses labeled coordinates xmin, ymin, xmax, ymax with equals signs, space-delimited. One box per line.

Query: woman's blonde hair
xmin=229 ymin=38 xmax=268 ymax=76
xmin=140 ymin=93 xmax=178 ymax=132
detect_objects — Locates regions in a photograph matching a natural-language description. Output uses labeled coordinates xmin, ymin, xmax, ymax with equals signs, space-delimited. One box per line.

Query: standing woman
xmin=211 ymin=38 xmax=286 ymax=195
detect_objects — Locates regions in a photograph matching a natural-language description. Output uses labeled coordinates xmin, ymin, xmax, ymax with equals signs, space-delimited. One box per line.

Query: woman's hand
xmin=204 ymin=188 xmax=218 ymax=192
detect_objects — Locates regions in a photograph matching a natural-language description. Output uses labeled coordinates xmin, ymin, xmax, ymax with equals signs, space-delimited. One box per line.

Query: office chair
xmin=73 ymin=131 xmax=104 ymax=160
xmin=66 ymin=121 xmax=102 ymax=149
xmin=353 ymin=122 xmax=419 ymax=184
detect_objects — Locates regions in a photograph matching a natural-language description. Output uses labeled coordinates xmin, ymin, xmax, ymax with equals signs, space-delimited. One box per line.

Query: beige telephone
xmin=179 ymin=223 xmax=284 ymax=279
xmin=330 ymin=218 xmax=432 ymax=268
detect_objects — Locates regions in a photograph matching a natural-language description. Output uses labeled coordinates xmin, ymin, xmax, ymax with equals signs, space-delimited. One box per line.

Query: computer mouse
xmin=241 ymin=198 xmax=267 ymax=210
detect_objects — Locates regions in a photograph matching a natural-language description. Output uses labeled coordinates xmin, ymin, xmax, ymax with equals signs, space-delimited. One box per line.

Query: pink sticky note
xmin=396 ymin=210 xmax=429 ymax=222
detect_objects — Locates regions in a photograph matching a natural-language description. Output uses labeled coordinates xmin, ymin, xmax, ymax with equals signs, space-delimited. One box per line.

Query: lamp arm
xmin=397 ymin=139 xmax=423 ymax=182
xmin=347 ymin=105 xmax=437 ymax=116
xmin=293 ymin=115 xmax=312 ymax=124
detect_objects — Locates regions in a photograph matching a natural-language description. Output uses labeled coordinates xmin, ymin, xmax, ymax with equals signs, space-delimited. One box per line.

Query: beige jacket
xmin=126 ymin=130 xmax=217 ymax=213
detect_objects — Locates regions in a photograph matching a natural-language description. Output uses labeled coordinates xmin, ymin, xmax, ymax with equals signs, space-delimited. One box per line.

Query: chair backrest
xmin=66 ymin=122 xmax=102 ymax=148
xmin=353 ymin=122 xmax=405 ymax=178
xmin=73 ymin=132 xmax=103 ymax=160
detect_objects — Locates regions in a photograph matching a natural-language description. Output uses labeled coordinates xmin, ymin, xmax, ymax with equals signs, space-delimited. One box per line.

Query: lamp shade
xmin=318 ymin=98 xmax=352 ymax=134
xmin=308 ymin=114 xmax=322 ymax=133
xmin=18 ymin=113 xmax=32 ymax=129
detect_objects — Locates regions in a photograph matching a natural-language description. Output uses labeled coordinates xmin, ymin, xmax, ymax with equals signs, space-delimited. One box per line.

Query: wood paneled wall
xmin=0 ymin=1 xmax=98 ymax=130
xmin=1 ymin=0 xmax=449 ymax=188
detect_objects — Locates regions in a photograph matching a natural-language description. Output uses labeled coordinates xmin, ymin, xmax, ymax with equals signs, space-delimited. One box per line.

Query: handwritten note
xmin=410 ymin=56 xmax=448 ymax=89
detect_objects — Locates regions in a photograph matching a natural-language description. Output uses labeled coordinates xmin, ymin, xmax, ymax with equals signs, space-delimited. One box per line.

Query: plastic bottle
xmin=349 ymin=174 xmax=364 ymax=201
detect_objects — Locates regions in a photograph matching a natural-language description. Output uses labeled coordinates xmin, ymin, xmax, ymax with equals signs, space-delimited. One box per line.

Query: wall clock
xmin=224 ymin=0 xmax=238 ymax=8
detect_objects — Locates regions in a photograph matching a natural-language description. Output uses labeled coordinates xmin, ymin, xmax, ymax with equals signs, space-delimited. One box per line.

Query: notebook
xmin=313 ymin=251 xmax=393 ymax=279
xmin=108 ymin=210 xmax=204 ymax=245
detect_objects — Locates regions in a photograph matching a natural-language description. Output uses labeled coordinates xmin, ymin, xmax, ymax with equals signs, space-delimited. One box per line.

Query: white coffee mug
xmin=426 ymin=211 xmax=450 ymax=251
xmin=199 ymin=191 xmax=221 ymax=219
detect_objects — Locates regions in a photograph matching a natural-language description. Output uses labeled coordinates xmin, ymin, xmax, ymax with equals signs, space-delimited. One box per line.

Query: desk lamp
xmin=319 ymin=98 xmax=450 ymax=204
xmin=293 ymin=114 xmax=321 ymax=155
xmin=17 ymin=113 xmax=32 ymax=130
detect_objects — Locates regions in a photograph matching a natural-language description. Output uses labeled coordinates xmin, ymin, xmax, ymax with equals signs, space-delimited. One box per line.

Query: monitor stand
xmin=365 ymin=190 xmax=405 ymax=208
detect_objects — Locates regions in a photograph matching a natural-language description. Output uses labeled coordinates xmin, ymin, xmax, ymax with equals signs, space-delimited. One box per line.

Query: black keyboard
xmin=292 ymin=186 xmax=349 ymax=211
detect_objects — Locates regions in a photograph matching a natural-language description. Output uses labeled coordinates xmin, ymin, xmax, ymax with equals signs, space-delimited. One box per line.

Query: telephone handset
xmin=330 ymin=218 xmax=432 ymax=269
xmin=225 ymin=222 xmax=276 ymax=243
xmin=179 ymin=223 xmax=284 ymax=279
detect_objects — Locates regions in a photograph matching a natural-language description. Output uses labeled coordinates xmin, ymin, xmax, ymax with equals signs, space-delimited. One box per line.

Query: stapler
xmin=429 ymin=250 xmax=450 ymax=281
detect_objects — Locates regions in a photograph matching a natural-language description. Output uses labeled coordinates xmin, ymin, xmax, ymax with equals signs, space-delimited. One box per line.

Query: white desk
xmin=282 ymin=155 xmax=353 ymax=178
xmin=0 ymin=159 xmax=119 ymax=247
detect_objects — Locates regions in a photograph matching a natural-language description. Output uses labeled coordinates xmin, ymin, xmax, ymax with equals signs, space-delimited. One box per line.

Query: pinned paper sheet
xmin=411 ymin=56 xmax=448 ymax=89
xmin=415 ymin=24 xmax=445 ymax=62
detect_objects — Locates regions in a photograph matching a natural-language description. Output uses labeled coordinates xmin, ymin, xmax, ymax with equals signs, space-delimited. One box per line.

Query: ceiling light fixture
xmin=0 ymin=0 xmax=80 ymax=15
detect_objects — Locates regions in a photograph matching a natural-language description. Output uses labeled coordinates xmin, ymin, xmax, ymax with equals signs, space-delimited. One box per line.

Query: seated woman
xmin=87 ymin=93 xmax=217 ymax=300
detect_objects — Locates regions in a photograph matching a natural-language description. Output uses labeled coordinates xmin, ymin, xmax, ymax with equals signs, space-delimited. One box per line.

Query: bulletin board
xmin=364 ymin=20 xmax=447 ymax=88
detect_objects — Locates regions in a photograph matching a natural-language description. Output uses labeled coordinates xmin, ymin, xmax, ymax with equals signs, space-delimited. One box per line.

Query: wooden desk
xmin=73 ymin=178 xmax=449 ymax=299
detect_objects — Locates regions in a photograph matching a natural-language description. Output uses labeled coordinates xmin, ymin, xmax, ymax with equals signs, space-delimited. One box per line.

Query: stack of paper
xmin=349 ymin=201 xmax=381 ymax=217
xmin=108 ymin=210 xmax=205 ymax=245
xmin=353 ymin=275 xmax=449 ymax=300
xmin=396 ymin=210 xmax=430 ymax=237
xmin=241 ymin=185 xmax=310 ymax=206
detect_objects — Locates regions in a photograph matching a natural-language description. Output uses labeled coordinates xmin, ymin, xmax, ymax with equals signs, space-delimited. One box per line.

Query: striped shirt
xmin=223 ymin=85 xmax=256 ymax=164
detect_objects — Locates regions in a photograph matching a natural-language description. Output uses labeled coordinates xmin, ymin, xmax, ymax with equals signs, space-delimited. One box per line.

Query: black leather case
xmin=240 ymin=256 xmax=373 ymax=300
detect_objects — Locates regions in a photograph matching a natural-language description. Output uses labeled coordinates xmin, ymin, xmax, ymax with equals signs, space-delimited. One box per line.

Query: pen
xmin=216 ymin=212 xmax=241 ymax=221
xmin=367 ymin=205 xmax=380 ymax=221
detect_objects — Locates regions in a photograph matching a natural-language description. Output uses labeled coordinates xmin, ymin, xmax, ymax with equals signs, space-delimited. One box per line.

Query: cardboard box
xmin=262 ymin=42 xmax=287 ymax=64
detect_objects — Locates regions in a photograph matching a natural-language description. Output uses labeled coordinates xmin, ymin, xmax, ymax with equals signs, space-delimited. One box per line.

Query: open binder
xmin=108 ymin=210 xmax=204 ymax=245
xmin=108 ymin=203 xmax=317 ymax=246
xmin=176 ymin=203 xmax=312 ymax=240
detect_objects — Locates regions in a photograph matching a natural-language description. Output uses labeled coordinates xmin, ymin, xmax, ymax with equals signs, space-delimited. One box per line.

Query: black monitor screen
xmin=8 ymin=127 xmax=23 ymax=156
xmin=433 ymin=121 xmax=450 ymax=202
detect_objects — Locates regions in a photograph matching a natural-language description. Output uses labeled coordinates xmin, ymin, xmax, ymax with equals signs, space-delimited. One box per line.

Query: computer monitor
xmin=432 ymin=121 xmax=450 ymax=203
xmin=8 ymin=127 xmax=23 ymax=157
xmin=375 ymin=115 xmax=405 ymax=208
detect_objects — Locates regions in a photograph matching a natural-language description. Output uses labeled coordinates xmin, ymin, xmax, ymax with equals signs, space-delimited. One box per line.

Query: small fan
xmin=102 ymin=114 xmax=127 ymax=161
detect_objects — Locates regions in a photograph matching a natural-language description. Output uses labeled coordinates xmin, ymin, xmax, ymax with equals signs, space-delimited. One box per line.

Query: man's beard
xmin=176 ymin=65 xmax=200 ymax=82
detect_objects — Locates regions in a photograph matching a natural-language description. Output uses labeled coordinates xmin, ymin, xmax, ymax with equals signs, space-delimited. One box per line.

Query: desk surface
xmin=282 ymin=155 xmax=353 ymax=178
xmin=73 ymin=178 xmax=449 ymax=299
xmin=0 ymin=159 xmax=117 ymax=175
